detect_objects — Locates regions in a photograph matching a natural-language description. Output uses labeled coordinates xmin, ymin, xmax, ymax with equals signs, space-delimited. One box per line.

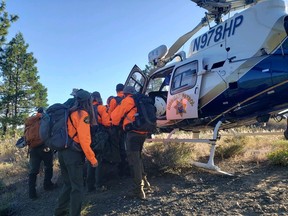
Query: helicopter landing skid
xmin=192 ymin=146 xmax=234 ymax=176
xmin=146 ymin=120 xmax=233 ymax=175
xmin=192 ymin=120 xmax=233 ymax=176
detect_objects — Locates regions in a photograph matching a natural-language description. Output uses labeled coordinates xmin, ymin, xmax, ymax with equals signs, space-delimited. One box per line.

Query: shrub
xmin=268 ymin=149 xmax=288 ymax=166
xmin=143 ymin=141 xmax=198 ymax=173
xmin=0 ymin=136 xmax=29 ymax=187
xmin=216 ymin=136 xmax=246 ymax=159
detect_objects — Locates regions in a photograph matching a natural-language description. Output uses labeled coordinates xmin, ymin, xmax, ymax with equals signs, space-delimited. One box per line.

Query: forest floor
xmin=2 ymin=159 xmax=287 ymax=216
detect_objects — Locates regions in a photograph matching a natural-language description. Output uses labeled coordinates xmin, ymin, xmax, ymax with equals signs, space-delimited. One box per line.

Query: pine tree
xmin=0 ymin=1 xmax=18 ymax=47
xmin=0 ymin=33 xmax=47 ymax=135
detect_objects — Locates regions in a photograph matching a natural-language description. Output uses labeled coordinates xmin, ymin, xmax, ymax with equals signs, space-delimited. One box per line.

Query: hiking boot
xmin=96 ymin=185 xmax=108 ymax=192
xmin=44 ymin=182 xmax=57 ymax=191
xmin=87 ymin=186 xmax=96 ymax=193
xmin=137 ymin=187 xmax=146 ymax=200
xmin=127 ymin=187 xmax=146 ymax=200
xmin=29 ymin=174 xmax=37 ymax=199
xmin=143 ymin=176 xmax=151 ymax=190
xmin=29 ymin=189 xmax=38 ymax=200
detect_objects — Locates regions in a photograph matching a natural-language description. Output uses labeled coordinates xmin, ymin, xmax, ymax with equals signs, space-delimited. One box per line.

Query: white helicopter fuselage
xmin=125 ymin=0 xmax=288 ymax=131
xmin=190 ymin=0 xmax=287 ymax=107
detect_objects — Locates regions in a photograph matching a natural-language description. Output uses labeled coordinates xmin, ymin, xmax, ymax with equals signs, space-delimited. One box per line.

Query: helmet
xmin=70 ymin=88 xmax=79 ymax=96
xmin=75 ymin=89 xmax=91 ymax=102
xmin=154 ymin=96 xmax=166 ymax=117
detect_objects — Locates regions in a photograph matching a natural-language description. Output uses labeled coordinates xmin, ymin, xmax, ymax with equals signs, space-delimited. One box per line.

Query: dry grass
xmin=144 ymin=129 xmax=288 ymax=174
xmin=0 ymin=137 xmax=29 ymax=185
xmin=1 ymin=126 xmax=288 ymax=214
xmin=0 ymin=136 xmax=61 ymax=215
xmin=0 ymin=137 xmax=30 ymax=215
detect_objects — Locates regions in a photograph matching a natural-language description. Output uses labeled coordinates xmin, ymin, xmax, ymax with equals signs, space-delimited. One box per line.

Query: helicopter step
xmin=146 ymin=121 xmax=233 ymax=176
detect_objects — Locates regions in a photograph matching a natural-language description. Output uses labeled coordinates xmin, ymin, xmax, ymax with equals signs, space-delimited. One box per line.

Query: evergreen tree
xmin=143 ymin=64 xmax=153 ymax=75
xmin=0 ymin=1 xmax=18 ymax=47
xmin=0 ymin=1 xmax=19 ymax=135
xmin=0 ymin=33 xmax=47 ymax=135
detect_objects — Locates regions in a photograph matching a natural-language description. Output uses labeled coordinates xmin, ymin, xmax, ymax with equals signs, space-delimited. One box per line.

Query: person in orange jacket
xmin=111 ymin=86 xmax=150 ymax=200
xmin=108 ymin=83 xmax=130 ymax=177
xmin=105 ymin=95 xmax=114 ymax=112
xmin=92 ymin=91 xmax=111 ymax=127
xmin=54 ymin=89 xmax=98 ymax=216
xmin=86 ymin=91 xmax=113 ymax=192
xmin=108 ymin=83 xmax=124 ymax=115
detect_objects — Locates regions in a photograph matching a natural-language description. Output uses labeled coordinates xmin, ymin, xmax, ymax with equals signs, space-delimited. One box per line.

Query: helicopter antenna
xmin=205 ymin=12 xmax=211 ymax=29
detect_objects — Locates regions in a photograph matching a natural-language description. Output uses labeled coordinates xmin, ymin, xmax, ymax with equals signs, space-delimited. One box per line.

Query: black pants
xmin=87 ymin=159 xmax=105 ymax=190
xmin=54 ymin=148 xmax=85 ymax=216
xmin=110 ymin=127 xmax=129 ymax=175
xmin=125 ymin=131 xmax=147 ymax=187
xmin=29 ymin=145 xmax=54 ymax=188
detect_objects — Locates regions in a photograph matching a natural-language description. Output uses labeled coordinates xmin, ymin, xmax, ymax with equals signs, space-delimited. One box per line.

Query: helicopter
xmin=124 ymin=0 xmax=288 ymax=174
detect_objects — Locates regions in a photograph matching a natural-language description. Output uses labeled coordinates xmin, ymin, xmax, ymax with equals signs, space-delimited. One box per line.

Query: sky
xmin=6 ymin=0 xmax=207 ymax=106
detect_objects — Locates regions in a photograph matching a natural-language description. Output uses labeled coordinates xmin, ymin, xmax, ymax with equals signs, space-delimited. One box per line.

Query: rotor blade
xmin=191 ymin=0 xmax=262 ymax=12
xmin=164 ymin=16 xmax=213 ymax=61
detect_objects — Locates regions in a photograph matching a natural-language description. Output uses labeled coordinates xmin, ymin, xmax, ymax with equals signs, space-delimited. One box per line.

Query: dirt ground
xmin=3 ymin=160 xmax=287 ymax=216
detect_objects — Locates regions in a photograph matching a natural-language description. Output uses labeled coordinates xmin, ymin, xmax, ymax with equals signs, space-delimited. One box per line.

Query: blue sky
xmin=6 ymin=0 xmax=206 ymax=105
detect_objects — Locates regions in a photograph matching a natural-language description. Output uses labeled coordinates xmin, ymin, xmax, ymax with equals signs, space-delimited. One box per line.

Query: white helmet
xmin=154 ymin=96 xmax=166 ymax=117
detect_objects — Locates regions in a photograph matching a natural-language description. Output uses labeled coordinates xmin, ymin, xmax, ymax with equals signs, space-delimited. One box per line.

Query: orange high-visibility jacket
xmin=111 ymin=94 xmax=147 ymax=135
xmin=68 ymin=110 xmax=97 ymax=165
xmin=108 ymin=91 xmax=124 ymax=115
xmin=111 ymin=94 xmax=135 ymax=128
xmin=93 ymin=101 xmax=111 ymax=127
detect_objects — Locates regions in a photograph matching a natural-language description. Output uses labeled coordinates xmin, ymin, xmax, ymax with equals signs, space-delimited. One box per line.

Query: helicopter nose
xmin=284 ymin=16 xmax=288 ymax=35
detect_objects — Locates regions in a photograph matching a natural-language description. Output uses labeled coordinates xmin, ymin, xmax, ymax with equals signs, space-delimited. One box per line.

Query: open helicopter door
xmin=124 ymin=64 xmax=148 ymax=94
xmin=166 ymin=60 xmax=203 ymax=120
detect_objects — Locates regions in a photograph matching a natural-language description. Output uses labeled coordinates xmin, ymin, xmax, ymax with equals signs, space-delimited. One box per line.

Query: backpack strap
xmin=120 ymin=96 xmax=136 ymax=124
xmin=68 ymin=114 xmax=78 ymax=139
xmin=93 ymin=105 xmax=101 ymax=125
xmin=114 ymin=96 xmax=123 ymax=105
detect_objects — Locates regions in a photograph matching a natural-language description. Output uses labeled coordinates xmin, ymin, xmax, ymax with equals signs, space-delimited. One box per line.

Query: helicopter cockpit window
xmin=126 ymin=71 xmax=145 ymax=93
xmin=171 ymin=61 xmax=197 ymax=95
xmin=146 ymin=66 xmax=174 ymax=93
xmin=146 ymin=77 xmax=170 ymax=93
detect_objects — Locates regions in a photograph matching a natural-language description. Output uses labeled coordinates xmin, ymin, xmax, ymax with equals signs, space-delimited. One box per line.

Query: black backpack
xmin=90 ymin=105 xmax=109 ymax=153
xmin=125 ymin=93 xmax=157 ymax=133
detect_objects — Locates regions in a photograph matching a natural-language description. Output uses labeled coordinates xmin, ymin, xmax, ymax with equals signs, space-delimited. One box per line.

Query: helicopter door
xmin=167 ymin=61 xmax=201 ymax=120
xmin=124 ymin=64 xmax=148 ymax=93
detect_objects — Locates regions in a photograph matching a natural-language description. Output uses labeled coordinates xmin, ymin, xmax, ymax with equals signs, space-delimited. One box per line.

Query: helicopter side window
xmin=171 ymin=61 xmax=197 ymax=95
xmin=127 ymin=71 xmax=145 ymax=93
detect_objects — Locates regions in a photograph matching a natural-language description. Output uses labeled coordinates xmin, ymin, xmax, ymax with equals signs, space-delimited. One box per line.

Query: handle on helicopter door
xmin=194 ymin=86 xmax=198 ymax=94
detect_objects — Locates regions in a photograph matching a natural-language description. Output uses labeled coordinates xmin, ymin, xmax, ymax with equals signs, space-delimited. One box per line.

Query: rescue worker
xmin=54 ymin=89 xmax=98 ymax=216
xmin=107 ymin=83 xmax=124 ymax=115
xmin=87 ymin=91 xmax=112 ymax=192
xmin=111 ymin=86 xmax=150 ymax=200
xmin=108 ymin=83 xmax=130 ymax=177
xmin=105 ymin=96 xmax=114 ymax=112
xmin=28 ymin=107 xmax=55 ymax=199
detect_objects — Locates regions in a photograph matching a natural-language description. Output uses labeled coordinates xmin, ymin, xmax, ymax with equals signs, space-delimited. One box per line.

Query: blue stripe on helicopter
xmin=199 ymin=38 xmax=288 ymax=119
